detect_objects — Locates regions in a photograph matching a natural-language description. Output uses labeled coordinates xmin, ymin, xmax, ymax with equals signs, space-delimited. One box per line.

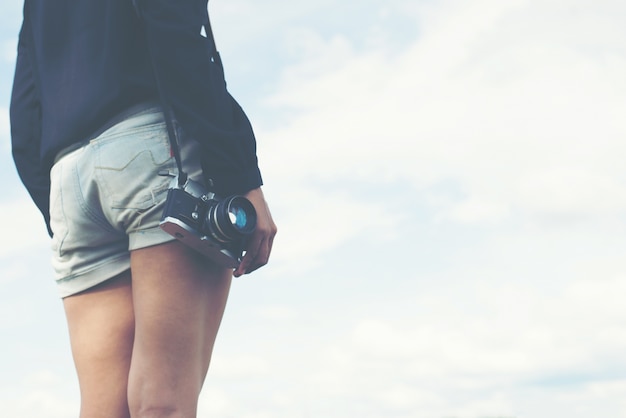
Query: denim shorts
xmin=49 ymin=103 xmax=202 ymax=298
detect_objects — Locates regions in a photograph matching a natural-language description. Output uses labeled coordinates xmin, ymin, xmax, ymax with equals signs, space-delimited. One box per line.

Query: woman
xmin=10 ymin=1 xmax=277 ymax=417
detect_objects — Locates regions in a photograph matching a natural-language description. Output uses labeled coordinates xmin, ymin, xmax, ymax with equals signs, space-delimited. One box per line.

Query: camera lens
xmin=206 ymin=196 xmax=257 ymax=242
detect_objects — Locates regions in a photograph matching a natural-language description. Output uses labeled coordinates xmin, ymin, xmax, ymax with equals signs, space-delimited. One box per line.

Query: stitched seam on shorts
xmin=54 ymin=163 xmax=70 ymax=257
xmin=72 ymin=162 xmax=119 ymax=234
xmin=55 ymin=253 xmax=130 ymax=284
xmin=91 ymin=121 xmax=167 ymax=145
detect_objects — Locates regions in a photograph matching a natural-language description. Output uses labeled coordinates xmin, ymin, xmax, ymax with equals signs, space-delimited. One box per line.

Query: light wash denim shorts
xmin=49 ymin=103 xmax=202 ymax=298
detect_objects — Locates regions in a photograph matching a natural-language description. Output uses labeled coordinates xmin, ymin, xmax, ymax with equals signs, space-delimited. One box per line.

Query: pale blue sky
xmin=2 ymin=0 xmax=626 ymax=417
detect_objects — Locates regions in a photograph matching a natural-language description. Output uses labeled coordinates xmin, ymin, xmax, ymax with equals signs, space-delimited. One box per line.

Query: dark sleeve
xmin=134 ymin=0 xmax=263 ymax=196
xmin=10 ymin=14 xmax=52 ymax=237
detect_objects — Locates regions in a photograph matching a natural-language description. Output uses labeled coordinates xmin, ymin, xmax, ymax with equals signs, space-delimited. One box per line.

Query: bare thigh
xmin=63 ymin=271 xmax=134 ymax=418
xmin=127 ymin=240 xmax=232 ymax=416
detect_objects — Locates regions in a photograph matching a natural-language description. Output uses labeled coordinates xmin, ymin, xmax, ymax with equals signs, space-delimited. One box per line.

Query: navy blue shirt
xmin=10 ymin=0 xmax=263 ymax=235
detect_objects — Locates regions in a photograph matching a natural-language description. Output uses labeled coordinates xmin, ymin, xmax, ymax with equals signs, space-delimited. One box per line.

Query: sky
xmin=1 ymin=0 xmax=626 ymax=417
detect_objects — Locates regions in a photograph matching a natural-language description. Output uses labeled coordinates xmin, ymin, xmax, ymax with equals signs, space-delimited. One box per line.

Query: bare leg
xmin=63 ymin=271 xmax=134 ymax=418
xmin=127 ymin=241 xmax=232 ymax=418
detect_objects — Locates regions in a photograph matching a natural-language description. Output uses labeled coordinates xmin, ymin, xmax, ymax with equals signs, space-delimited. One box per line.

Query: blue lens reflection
xmin=229 ymin=206 xmax=248 ymax=230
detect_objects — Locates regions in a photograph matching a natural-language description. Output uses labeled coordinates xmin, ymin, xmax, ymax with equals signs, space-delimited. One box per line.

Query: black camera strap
xmin=133 ymin=0 xmax=216 ymax=188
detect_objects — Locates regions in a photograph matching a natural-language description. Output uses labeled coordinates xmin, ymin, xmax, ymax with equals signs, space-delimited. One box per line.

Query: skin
xmin=235 ymin=188 xmax=277 ymax=277
xmin=62 ymin=187 xmax=277 ymax=418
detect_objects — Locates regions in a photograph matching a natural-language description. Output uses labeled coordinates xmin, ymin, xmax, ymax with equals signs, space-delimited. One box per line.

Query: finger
xmin=233 ymin=235 xmax=262 ymax=277
xmin=246 ymin=223 xmax=276 ymax=275
xmin=243 ymin=237 xmax=270 ymax=275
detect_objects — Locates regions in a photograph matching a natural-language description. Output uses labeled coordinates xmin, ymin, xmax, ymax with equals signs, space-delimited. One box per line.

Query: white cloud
xmin=259 ymin=0 xmax=626 ymax=231
xmin=518 ymin=166 xmax=626 ymax=218
xmin=262 ymin=207 xmax=625 ymax=411
xmin=255 ymin=304 xmax=298 ymax=321
xmin=0 ymin=198 xmax=49 ymax=255
xmin=195 ymin=243 xmax=626 ymax=417
xmin=0 ymin=106 xmax=9 ymax=153
xmin=209 ymin=353 xmax=271 ymax=378
xmin=207 ymin=4 xmax=626 ymax=413
xmin=265 ymin=187 xmax=395 ymax=274
xmin=293 ymin=273 xmax=626 ymax=416
xmin=439 ymin=196 xmax=512 ymax=224
xmin=2 ymin=38 xmax=16 ymax=64
xmin=0 ymin=370 xmax=78 ymax=418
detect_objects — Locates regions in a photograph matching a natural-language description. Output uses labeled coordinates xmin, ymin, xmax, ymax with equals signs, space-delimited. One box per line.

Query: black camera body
xmin=160 ymin=176 xmax=257 ymax=268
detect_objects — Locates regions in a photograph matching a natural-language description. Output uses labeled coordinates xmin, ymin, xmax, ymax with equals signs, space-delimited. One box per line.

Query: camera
xmin=160 ymin=175 xmax=257 ymax=268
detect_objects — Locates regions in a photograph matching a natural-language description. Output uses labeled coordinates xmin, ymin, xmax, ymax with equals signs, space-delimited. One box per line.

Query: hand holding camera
xmin=233 ymin=187 xmax=277 ymax=277
xmin=160 ymin=175 xmax=258 ymax=269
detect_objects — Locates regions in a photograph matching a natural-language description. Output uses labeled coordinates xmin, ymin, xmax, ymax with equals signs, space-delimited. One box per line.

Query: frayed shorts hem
xmin=56 ymin=227 xmax=177 ymax=298
xmin=129 ymin=225 xmax=176 ymax=251
xmin=56 ymin=254 xmax=131 ymax=298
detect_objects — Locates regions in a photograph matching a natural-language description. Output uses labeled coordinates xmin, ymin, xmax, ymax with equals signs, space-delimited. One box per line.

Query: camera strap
xmin=133 ymin=0 xmax=190 ymax=187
